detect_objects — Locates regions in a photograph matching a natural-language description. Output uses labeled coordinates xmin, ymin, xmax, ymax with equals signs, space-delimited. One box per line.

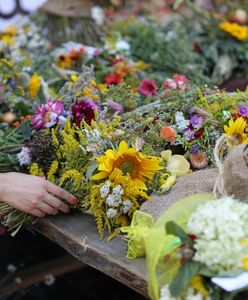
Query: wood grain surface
xmin=34 ymin=213 xmax=148 ymax=298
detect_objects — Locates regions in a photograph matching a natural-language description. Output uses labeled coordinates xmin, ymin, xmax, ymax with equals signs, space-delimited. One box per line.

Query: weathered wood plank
xmin=34 ymin=213 xmax=148 ymax=298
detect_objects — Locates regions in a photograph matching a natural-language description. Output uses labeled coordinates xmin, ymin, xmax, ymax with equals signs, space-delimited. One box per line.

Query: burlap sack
xmin=222 ymin=144 xmax=248 ymax=200
xmin=141 ymin=144 xmax=248 ymax=220
xmin=41 ymin=0 xmax=94 ymax=17
xmin=141 ymin=169 xmax=218 ymax=220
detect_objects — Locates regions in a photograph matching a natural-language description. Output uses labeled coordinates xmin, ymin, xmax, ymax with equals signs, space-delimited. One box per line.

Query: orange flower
xmin=160 ymin=126 xmax=177 ymax=142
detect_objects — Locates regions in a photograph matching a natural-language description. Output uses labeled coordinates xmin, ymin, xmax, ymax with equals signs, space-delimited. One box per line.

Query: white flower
xmin=175 ymin=111 xmax=189 ymax=131
xmin=17 ymin=147 xmax=32 ymax=166
xmin=106 ymin=194 xmax=122 ymax=207
xmin=188 ymin=197 xmax=248 ymax=273
xmin=223 ymin=111 xmax=231 ymax=119
xmin=91 ymin=6 xmax=105 ymax=25
xmin=160 ymin=286 xmax=208 ymax=300
xmin=100 ymin=181 xmax=111 ymax=198
xmin=112 ymin=185 xmax=124 ymax=196
xmin=115 ymin=40 xmax=130 ymax=52
xmin=106 ymin=208 xmax=118 ymax=218
xmin=44 ymin=274 xmax=56 ymax=286
xmin=122 ymin=200 xmax=133 ymax=214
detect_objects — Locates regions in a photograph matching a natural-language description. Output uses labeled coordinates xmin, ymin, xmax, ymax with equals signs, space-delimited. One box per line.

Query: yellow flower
xmin=29 ymin=73 xmax=41 ymax=98
xmin=240 ymin=239 xmax=248 ymax=246
xmin=1 ymin=34 xmax=14 ymax=46
xmin=70 ymin=75 xmax=79 ymax=82
xmin=161 ymin=150 xmax=190 ymax=176
xmin=92 ymin=141 xmax=163 ymax=190
xmin=98 ymin=83 xmax=108 ymax=94
xmin=190 ymin=276 xmax=209 ymax=298
xmin=83 ymin=87 xmax=94 ymax=98
xmin=219 ymin=21 xmax=248 ymax=41
xmin=29 ymin=163 xmax=44 ymax=177
xmin=243 ymin=254 xmax=248 ymax=270
xmin=224 ymin=117 xmax=248 ymax=145
xmin=4 ymin=25 xmax=17 ymax=36
xmin=56 ymin=54 xmax=71 ymax=69
xmin=135 ymin=61 xmax=149 ymax=71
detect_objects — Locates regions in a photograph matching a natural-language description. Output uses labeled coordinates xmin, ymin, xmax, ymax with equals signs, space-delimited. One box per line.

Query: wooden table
xmin=34 ymin=213 xmax=148 ymax=298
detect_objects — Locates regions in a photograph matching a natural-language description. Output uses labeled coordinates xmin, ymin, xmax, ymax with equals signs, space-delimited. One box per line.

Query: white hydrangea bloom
xmin=100 ymin=181 xmax=111 ymax=198
xmin=106 ymin=208 xmax=118 ymax=219
xmin=188 ymin=197 xmax=248 ymax=273
xmin=175 ymin=111 xmax=189 ymax=131
xmin=160 ymin=285 xmax=177 ymax=300
xmin=17 ymin=147 xmax=31 ymax=166
xmin=122 ymin=200 xmax=133 ymax=214
xmin=160 ymin=286 xmax=209 ymax=300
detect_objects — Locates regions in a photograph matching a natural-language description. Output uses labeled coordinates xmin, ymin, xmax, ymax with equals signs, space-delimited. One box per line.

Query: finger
xmin=30 ymin=209 xmax=46 ymax=218
xmin=44 ymin=192 xmax=70 ymax=214
xmin=45 ymin=181 xmax=78 ymax=205
xmin=37 ymin=202 xmax=58 ymax=215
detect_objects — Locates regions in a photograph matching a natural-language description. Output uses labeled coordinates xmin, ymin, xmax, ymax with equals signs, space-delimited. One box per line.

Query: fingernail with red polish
xmin=72 ymin=198 xmax=78 ymax=205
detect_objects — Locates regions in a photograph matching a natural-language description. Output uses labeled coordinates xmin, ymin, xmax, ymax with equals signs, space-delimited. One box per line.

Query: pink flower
xmin=138 ymin=79 xmax=158 ymax=96
xmin=32 ymin=99 xmax=64 ymax=130
xmin=163 ymin=78 xmax=177 ymax=90
xmin=173 ymin=74 xmax=189 ymax=91
xmin=71 ymin=98 xmax=99 ymax=126
xmin=163 ymin=73 xmax=189 ymax=91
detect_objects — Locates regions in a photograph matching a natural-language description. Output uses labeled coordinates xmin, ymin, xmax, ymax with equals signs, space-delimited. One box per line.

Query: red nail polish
xmin=72 ymin=198 xmax=78 ymax=205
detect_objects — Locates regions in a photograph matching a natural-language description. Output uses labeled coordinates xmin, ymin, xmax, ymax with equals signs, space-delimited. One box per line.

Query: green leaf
xmin=17 ymin=120 xmax=32 ymax=141
xmin=170 ymin=260 xmax=200 ymax=297
xmin=86 ymin=162 xmax=98 ymax=180
xmin=166 ymin=221 xmax=192 ymax=246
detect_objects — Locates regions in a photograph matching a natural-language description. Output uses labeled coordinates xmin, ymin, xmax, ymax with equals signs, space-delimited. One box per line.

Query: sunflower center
xmin=118 ymin=160 xmax=135 ymax=176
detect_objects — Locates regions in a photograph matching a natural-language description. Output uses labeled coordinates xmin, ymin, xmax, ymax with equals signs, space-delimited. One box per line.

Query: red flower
xmin=104 ymin=73 xmax=122 ymax=86
xmin=71 ymin=98 xmax=98 ymax=126
xmin=138 ymin=79 xmax=158 ymax=96
xmin=160 ymin=126 xmax=177 ymax=142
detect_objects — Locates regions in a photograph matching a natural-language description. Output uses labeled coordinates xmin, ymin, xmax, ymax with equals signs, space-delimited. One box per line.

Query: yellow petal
xmin=167 ymin=155 xmax=190 ymax=176
xmin=92 ymin=171 xmax=108 ymax=180
xmin=161 ymin=150 xmax=172 ymax=162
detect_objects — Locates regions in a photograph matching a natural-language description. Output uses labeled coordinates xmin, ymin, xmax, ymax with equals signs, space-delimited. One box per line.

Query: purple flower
xmin=190 ymin=115 xmax=204 ymax=129
xmin=107 ymin=99 xmax=124 ymax=114
xmin=71 ymin=98 xmax=99 ymax=127
xmin=188 ymin=107 xmax=195 ymax=115
xmin=183 ymin=127 xmax=195 ymax=141
xmin=32 ymin=99 xmax=65 ymax=130
xmin=238 ymin=105 xmax=248 ymax=117
xmin=191 ymin=144 xmax=200 ymax=154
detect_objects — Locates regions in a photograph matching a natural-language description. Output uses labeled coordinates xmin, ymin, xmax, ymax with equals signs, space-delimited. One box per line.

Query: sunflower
xmin=224 ymin=117 xmax=248 ymax=145
xmin=92 ymin=141 xmax=163 ymax=190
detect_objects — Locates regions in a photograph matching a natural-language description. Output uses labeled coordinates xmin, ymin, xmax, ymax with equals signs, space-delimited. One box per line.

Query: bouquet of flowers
xmin=121 ymin=194 xmax=248 ymax=300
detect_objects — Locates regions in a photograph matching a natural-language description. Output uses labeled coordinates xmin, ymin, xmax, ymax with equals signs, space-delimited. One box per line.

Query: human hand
xmin=0 ymin=172 xmax=78 ymax=218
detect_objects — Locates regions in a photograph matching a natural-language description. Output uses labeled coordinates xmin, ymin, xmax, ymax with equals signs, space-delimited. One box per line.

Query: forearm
xmin=0 ymin=173 xmax=8 ymax=203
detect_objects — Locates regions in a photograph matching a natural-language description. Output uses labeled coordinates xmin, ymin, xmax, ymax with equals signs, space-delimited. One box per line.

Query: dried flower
xmin=190 ymin=151 xmax=208 ymax=169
